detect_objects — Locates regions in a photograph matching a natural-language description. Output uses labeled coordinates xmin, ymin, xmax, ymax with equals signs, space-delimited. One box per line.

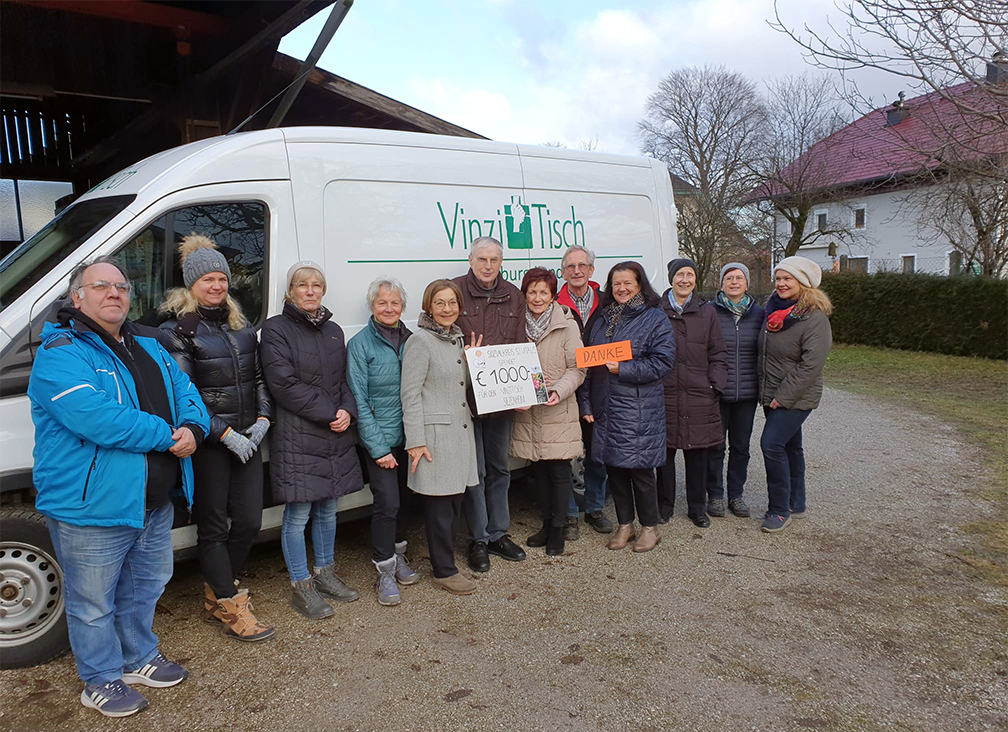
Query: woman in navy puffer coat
xmin=577 ymin=261 xmax=675 ymax=553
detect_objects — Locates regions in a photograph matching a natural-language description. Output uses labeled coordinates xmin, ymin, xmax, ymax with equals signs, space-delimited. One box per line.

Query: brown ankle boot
xmin=216 ymin=589 xmax=276 ymax=643
xmin=607 ymin=523 xmax=636 ymax=550
xmin=633 ymin=525 xmax=661 ymax=553
xmin=203 ymin=584 xmax=224 ymax=624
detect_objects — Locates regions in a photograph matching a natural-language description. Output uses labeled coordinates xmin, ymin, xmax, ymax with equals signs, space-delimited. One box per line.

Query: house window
xmin=854 ymin=207 xmax=866 ymax=229
xmin=901 ymin=254 xmax=916 ymax=274
xmin=817 ymin=211 xmax=828 ymax=233
xmin=848 ymin=256 xmax=869 ymax=274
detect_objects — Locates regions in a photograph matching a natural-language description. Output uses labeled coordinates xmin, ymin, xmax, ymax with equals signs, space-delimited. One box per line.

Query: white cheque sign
xmin=465 ymin=343 xmax=549 ymax=415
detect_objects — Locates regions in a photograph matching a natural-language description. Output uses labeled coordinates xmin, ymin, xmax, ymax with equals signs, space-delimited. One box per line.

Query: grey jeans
xmin=464 ymin=411 xmax=513 ymax=543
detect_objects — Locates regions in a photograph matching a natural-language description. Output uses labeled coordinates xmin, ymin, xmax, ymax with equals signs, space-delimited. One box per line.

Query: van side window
xmin=169 ymin=203 xmax=267 ymax=325
xmin=109 ymin=201 xmax=267 ymax=327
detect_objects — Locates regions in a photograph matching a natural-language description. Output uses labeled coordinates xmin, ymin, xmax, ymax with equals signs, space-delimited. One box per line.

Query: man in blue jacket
xmin=27 ymin=256 xmax=210 ymax=718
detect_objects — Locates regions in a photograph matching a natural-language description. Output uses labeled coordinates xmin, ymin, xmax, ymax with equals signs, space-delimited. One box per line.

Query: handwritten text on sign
xmin=466 ymin=343 xmax=548 ymax=415
xmin=575 ymin=340 xmax=633 ymax=369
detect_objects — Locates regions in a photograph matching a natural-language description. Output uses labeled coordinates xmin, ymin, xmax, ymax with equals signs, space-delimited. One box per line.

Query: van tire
xmin=0 ymin=508 xmax=70 ymax=669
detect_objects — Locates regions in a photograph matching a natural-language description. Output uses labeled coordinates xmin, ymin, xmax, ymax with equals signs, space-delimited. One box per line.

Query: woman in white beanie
xmin=158 ymin=235 xmax=275 ymax=641
xmin=758 ymin=256 xmax=833 ymax=533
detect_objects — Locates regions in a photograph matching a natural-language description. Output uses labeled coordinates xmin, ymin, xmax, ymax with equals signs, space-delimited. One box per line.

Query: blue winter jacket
xmin=577 ymin=302 xmax=676 ymax=469
xmin=27 ymin=320 xmax=210 ymax=529
xmin=709 ymin=297 xmax=764 ymax=403
xmin=346 ymin=317 xmax=412 ymax=460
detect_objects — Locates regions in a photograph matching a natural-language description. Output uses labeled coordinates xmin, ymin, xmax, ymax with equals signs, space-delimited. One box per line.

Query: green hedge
xmin=819 ymin=272 xmax=1008 ymax=360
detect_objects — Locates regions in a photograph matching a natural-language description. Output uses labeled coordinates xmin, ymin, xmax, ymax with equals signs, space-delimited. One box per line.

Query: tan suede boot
xmin=432 ymin=573 xmax=477 ymax=595
xmin=607 ymin=523 xmax=636 ymax=550
xmin=216 ymin=590 xmax=275 ymax=643
xmin=632 ymin=525 xmax=661 ymax=553
xmin=203 ymin=584 xmax=224 ymax=624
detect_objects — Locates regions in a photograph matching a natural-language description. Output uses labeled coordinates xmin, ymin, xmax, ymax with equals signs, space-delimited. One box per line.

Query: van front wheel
xmin=0 ymin=508 xmax=69 ymax=669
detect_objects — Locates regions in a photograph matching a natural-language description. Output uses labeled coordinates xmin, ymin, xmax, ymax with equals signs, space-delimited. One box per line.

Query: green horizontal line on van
xmin=345 ymin=255 xmax=643 ymax=264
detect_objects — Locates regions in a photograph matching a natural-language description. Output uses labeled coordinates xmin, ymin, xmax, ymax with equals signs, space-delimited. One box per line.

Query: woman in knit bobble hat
xmin=757 ymin=256 xmax=833 ymax=533
xmin=157 ymin=234 xmax=275 ymax=641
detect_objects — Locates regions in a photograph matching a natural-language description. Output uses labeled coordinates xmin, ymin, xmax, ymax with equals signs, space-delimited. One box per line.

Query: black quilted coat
xmin=660 ymin=292 xmax=728 ymax=451
xmin=158 ymin=305 xmax=272 ymax=442
xmin=709 ymin=298 xmax=764 ymax=403
xmin=259 ymin=302 xmax=363 ymax=504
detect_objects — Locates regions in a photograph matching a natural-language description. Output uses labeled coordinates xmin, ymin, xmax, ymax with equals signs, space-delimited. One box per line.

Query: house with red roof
xmin=753 ymin=57 xmax=1007 ymax=276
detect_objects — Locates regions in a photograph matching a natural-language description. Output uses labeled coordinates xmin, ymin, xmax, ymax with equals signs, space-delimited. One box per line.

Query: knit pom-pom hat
xmin=179 ymin=234 xmax=231 ymax=289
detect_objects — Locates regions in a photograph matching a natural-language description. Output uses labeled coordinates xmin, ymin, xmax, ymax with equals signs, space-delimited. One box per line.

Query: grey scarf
xmin=605 ymin=292 xmax=645 ymax=339
xmin=525 ymin=303 xmax=554 ymax=343
xmin=417 ymin=311 xmax=463 ymax=343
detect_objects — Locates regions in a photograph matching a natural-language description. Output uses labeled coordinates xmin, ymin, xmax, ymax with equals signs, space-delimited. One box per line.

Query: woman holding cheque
xmin=509 ymin=268 xmax=586 ymax=557
xmin=400 ymin=279 xmax=480 ymax=594
xmin=577 ymin=261 xmax=676 ymax=553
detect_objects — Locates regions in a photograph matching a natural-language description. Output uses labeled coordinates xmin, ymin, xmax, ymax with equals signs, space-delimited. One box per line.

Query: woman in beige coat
xmin=511 ymin=268 xmax=586 ymax=556
xmin=400 ymin=279 xmax=480 ymax=595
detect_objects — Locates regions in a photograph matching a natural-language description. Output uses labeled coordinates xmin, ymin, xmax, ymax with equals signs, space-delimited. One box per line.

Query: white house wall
xmin=775 ymin=186 xmax=953 ymax=274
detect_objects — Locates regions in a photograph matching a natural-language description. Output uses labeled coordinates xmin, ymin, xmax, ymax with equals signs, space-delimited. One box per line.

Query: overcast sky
xmin=279 ymin=0 xmax=901 ymax=155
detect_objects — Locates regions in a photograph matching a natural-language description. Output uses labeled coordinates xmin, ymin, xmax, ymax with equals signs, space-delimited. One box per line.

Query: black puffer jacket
xmin=709 ymin=297 xmax=764 ymax=403
xmin=158 ymin=305 xmax=272 ymax=442
xmin=259 ymin=302 xmax=363 ymax=504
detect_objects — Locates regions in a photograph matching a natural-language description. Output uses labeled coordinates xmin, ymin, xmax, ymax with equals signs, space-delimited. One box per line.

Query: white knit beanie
xmin=774 ymin=256 xmax=822 ymax=288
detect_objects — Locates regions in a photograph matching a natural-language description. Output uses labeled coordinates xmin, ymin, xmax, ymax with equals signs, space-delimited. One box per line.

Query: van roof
xmin=77 ymin=127 xmax=655 ymax=209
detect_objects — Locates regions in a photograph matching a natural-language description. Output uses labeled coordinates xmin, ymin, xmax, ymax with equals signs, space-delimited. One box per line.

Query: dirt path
xmin=2 ymin=387 xmax=1005 ymax=732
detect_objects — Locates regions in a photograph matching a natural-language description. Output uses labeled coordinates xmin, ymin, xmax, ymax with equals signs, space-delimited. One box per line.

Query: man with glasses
xmin=556 ymin=245 xmax=614 ymax=538
xmin=27 ymin=256 xmax=209 ymax=717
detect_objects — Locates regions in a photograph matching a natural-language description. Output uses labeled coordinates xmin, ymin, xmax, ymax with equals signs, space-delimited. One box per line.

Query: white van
xmin=0 ymin=127 xmax=677 ymax=668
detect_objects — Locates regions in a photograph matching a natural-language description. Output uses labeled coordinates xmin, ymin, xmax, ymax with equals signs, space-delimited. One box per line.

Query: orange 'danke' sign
xmin=575 ymin=340 xmax=633 ymax=368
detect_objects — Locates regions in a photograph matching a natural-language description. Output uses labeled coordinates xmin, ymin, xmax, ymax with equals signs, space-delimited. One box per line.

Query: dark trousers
xmin=424 ymin=493 xmax=464 ymax=579
xmin=761 ymin=407 xmax=811 ymax=517
xmin=190 ymin=443 xmax=263 ymax=599
xmin=606 ymin=466 xmax=659 ymax=526
xmin=708 ymin=399 xmax=759 ymax=500
xmin=656 ymin=448 xmax=709 ymax=520
xmin=465 ymin=412 xmax=513 ymax=544
xmin=531 ymin=459 xmax=573 ymax=528
xmin=366 ymin=447 xmax=412 ymax=562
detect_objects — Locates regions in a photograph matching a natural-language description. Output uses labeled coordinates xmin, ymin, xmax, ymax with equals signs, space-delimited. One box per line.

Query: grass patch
xmin=824 ymin=344 xmax=1007 ymax=585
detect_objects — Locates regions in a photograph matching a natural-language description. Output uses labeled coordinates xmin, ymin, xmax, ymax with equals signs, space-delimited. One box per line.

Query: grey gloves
xmin=245 ymin=417 xmax=270 ymax=451
xmin=221 ymin=428 xmax=253 ymax=464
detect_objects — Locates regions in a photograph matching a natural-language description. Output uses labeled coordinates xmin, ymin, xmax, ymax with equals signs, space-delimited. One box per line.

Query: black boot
xmin=545 ymin=526 xmax=565 ymax=556
xmin=527 ymin=522 xmax=550 ymax=548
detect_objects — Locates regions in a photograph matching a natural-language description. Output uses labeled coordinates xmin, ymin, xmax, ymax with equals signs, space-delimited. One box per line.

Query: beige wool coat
xmin=400 ymin=320 xmax=479 ymax=496
xmin=510 ymin=305 xmax=586 ymax=462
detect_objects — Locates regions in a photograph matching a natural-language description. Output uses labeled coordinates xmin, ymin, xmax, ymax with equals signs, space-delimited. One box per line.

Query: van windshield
xmin=0 ymin=195 xmax=134 ymax=313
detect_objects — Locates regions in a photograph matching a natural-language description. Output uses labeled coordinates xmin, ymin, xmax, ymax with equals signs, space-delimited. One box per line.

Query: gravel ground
xmin=1 ymin=386 xmax=1005 ymax=732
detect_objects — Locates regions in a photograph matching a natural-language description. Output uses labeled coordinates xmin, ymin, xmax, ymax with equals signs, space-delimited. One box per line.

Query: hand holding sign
xmin=576 ymin=340 xmax=633 ymax=369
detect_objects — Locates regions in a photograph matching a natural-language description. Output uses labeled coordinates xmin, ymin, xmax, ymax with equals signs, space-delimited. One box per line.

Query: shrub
xmin=819 ymin=273 xmax=1008 ymax=360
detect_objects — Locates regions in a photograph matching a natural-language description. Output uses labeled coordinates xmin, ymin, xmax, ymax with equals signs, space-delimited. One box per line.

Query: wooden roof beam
xmin=3 ymin=0 xmax=228 ymax=35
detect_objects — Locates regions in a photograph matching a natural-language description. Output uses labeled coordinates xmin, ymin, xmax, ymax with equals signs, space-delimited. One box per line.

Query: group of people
xmin=27 ymin=234 xmax=832 ymax=717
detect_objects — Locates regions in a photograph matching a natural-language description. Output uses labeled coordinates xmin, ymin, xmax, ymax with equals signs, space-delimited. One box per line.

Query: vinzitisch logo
xmin=436 ymin=195 xmax=584 ymax=251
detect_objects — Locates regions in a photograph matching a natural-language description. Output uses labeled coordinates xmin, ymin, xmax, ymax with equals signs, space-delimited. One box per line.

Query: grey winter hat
xmin=667 ymin=257 xmax=698 ymax=284
xmin=180 ymin=234 xmax=231 ymax=289
xmin=720 ymin=262 xmax=750 ymax=286
xmin=286 ymin=260 xmax=327 ymax=292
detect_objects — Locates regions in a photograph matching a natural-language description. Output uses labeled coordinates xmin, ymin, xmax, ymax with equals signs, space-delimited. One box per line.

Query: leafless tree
xmin=639 ymin=66 xmax=766 ymax=285
xmin=749 ymin=74 xmax=857 ymax=257
xmin=772 ymin=0 xmax=1008 ymax=274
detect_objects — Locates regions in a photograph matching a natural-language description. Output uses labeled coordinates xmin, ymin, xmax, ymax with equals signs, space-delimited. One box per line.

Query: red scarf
xmin=766 ymin=304 xmax=795 ymax=332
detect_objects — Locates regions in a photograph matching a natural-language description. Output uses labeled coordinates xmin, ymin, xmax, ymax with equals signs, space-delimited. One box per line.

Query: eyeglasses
xmin=294 ymin=282 xmax=323 ymax=292
xmin=722 ymin=276 xmax=747 ymax=283
xmin=79 ymin=281 xmax=132 ymax=295
xmin=431 ymin=299 xmax=458 ymax=310
xmin=564 ymin=263 xmax=591 ymax=271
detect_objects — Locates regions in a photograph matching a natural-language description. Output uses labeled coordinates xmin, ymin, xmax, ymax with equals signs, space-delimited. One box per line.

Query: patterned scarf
xmin=525 ymin=303 xmax=554 ymax=343
xmin=301 ymin=305 xmax=329 ymax=326
xmin=605 ymin=292 xmax=645 ymax=339
xmin=716 ymin=291 xmax=752 ymax=323
xmin=765 ymin=292 xmax=810 ymax=332
xmin=417 ymin=310 xmax=463 ymax=342
xmin=666 ymin=290 xmax=692 ymax=315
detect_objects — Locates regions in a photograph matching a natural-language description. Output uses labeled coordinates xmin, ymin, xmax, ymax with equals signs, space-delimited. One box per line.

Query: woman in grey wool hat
xmin=158 ymin=234 xmax=275 ymax=642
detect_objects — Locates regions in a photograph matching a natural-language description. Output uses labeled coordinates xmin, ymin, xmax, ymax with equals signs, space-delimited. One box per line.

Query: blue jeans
xmin=708 ymin=399 xmax=759 ymax=500
xmin=568 ymin=459 xmax=607 ymax=516
xmin=47 ymin=502 xmax=174 ymax=685
xmin=464 ymin=412 xmax=513 ymax=544
xmin=281 ymin=499 xmax=339 ymax=583
xmin=761 ymin=407 xmax=811 ymax=517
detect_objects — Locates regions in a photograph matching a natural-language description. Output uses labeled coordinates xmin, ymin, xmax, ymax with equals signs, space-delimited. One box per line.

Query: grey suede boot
xmin=313 ymin=563 xmax=360 ymax=603
xmin=374 ymin=557 xmax=401 ymax=606
xmin=291 ymin=579 xmax=334 ymax=620
xmin=394 ymin=541 xmax=420 ymax=585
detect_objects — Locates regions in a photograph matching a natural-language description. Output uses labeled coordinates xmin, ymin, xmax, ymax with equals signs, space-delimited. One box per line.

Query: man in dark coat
xmin=656 ymin=258 xmax=728 ymax=528
xmin=451 ymin=236 xmax=527 ymax=572
xmin=556 ymin=245 xmax=613 ymax=537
